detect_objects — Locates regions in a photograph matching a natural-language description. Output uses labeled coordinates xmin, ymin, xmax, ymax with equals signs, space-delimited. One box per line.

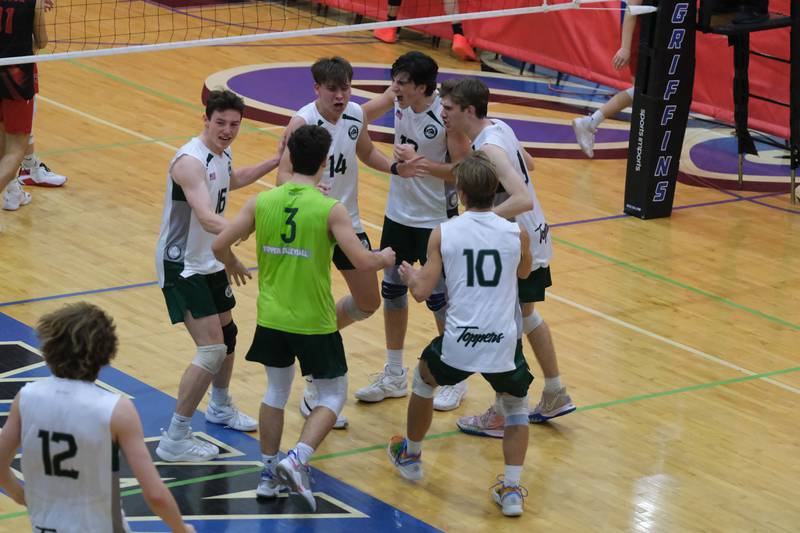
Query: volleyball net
xmin=1 ymin=0 xmax=620 ymax=65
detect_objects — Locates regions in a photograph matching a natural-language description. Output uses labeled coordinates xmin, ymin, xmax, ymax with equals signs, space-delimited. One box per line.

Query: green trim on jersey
xmin=255 ymin=183 xmax=338 ymax=334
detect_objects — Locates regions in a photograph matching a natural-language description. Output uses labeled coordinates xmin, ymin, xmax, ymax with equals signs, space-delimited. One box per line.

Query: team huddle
xmin=0 ymin=51 xmax=576 ymax=530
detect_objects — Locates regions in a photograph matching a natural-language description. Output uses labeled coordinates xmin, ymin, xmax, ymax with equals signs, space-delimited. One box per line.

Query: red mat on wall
xmin=320 ymin=0 xmax=791 ymax=140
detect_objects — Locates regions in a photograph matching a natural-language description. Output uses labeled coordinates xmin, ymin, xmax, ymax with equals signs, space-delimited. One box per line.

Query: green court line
xmin=59 ymin=60 xmax=798 ymax=316
xmin=553 ymin=236 xmax=800 ymax=331
xmin=3 ymin=364 xmax=798 ymax=521
xmin=35 ymin=127 xmax=279 ymax=158
xmin=37 ymin=135 xmax=194 ymax=157
xmin=62 ymin=60 xmax=391 ymax=182
xmin=120 ymin=465 xmax=262 ymax=497
xmin=66 ymin=59 xmax=279 ymax=139
xmin=67 ymin=59 xmax=204 ymax=111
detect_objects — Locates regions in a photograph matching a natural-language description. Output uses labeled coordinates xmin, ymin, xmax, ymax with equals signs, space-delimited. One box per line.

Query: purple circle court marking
xmin=210 ymin=63 xmax=791 ymax=190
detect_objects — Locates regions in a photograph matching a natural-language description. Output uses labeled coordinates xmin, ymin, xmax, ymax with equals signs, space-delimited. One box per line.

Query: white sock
xmin=543 ymin=376 xmax=562 ymax=394
xmin=21 ymin=155 xmax=36 ymax=169
xmin=386 ymin=349 xmax=404 ymax=375
xmin=167 ymin=413 xmax=191 ymax=440
xmin=504 ymin=465 xmax=523 ymax=487
xmin=211 ymin=386 xmax=231 ymax=406
xmin=589 ymin=110 xmax=605 ymax=130
xmin=406 ymin=439 xmax=422 ymax=456
xmin=262 ymin=453 xmax=278 ymax=472
xmin=293 ymin=442 xmax=315 ymax=464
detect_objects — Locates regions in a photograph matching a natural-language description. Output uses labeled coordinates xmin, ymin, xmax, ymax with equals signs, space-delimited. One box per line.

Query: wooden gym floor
xmin=1 ymin=8 xmax=799 ymax=532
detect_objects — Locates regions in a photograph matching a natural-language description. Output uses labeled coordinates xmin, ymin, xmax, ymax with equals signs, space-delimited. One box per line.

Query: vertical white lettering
xmin=660 ymin=130 xmax=672 ymax=151
xmin=655 ymin=155 xmax=672 ymax=176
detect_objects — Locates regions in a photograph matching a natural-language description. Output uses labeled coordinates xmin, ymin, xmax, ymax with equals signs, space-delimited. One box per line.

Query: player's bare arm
xmin=614 ymin=0 xmax=643 ymax=69
xmin=0 ymin=395 xmax=25 ymax=506
xmin=517 ymin=227 xmax=533 ymax=279
xmin=33 ymin=0 xmax=49 ymax=50
xmin=482 ymin=144 xmax=533 ymax=219
xmin=399 ymin=226 xmax=442 ymax=301
xmin=212 ymin=198 xmax=256 ymax=287
xmin=522 ymin=148 xmax=535 ymax=173
xmin=276 ymin=116 xmax=307 ymax=185
xmin=112 ymin=397 xmax=195 ymax=533
xmin=328 ymin=203 xmax=395 ymax=270
xmin=362 ymin=86 xmax=395 ymax=123
xmin=392 ymin=129 xmax=471 ymax=182
xmin=355 ymin=126 xmax=420 ymax=178
xmin=171 ymin=156 xmax=228 ymax=234
xmin=355 ymin=123 xmax=394 ymax=174
xmin=229 ymin=138 xmax=284 ymax=190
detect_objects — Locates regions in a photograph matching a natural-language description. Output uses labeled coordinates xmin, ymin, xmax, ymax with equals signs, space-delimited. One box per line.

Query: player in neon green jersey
xmin=212 ymin=125 xmax=395 ymax=512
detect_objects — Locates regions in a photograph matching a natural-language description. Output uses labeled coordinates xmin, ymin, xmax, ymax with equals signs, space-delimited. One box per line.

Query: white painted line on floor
xmin=548 ymin=293 xmax=800 ymax=395
xmin=45 ymin=96 xmax=798 ymax=395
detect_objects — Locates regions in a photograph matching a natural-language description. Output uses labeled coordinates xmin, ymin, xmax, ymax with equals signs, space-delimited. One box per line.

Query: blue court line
xmin=0 ymin=190 xmax=787 ymax=309
xmin=0 ymin=281 xmax=159 ymax=308
xmin=0 ymin=268 xmax=259 ymax=309
xmin=550 ymin=191 xmax=783 ymax=228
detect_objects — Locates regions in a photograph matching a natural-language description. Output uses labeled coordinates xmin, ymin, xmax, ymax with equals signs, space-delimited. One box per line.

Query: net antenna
xmin=0 ymin=0 xmax=641 ymax=66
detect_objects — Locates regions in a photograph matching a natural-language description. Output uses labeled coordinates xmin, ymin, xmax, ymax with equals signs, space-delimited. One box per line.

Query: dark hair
xmin=37 ymin=303 xmax=118 ymax=382
xmin=439 ymin=77 xmax=489 ymax=119
xmin=453 ymin=151 xmax=498 ymax=209
xmin=205 ymin=89 xmax=245 ymax=119
xmin=391 ymin=51 xmax=438 ymax=97
xmin=311 ymin=57 xmax=353 ymax=88
xmin=288 ymin=125 xmax=333 ymax=176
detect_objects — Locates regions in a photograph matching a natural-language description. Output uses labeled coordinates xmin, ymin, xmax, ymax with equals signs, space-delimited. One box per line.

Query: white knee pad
xmin=263 ymin=364 xmax=296 ymax=409
xmin=314 ymin=375 xmax=348 ymax=416
xmin=341 ymin=294 xmax=375 ymax=322
xmin=625 ymin=86 xmax=634 ymax=98
xmin=522 ymin=310 xmax=544 ymax=335
xmin=412 ymin=366 xmax=436 ymax=399
xmin=191 ymin=344 xmax=227 ymax=375
xmin=499 ymin=394 xmax=530 ymax=426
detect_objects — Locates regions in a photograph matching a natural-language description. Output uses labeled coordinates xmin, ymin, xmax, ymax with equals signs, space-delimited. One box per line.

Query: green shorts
xmin=518 ymin=266 xmax=552 ymax=303
xmin=333 ymin=232 xmax=372 ymax=271
xmin=420 ymin=336 xmax=533 ymax=398
xmin=379 ymin=216 xmax=433 ymax=265
xmin=245 ymin=325 xmax=347 ymax=379
xmin=160 ymin=262 xmax=235 ymax=324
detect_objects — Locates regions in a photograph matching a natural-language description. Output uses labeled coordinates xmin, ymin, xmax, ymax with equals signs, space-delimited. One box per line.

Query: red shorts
xmin=0 ymin=98 xmax=35 ymax=134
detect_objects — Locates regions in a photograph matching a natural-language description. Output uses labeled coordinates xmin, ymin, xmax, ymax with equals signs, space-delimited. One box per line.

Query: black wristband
xmin=390 ymin=161 xmax=399 ymax=175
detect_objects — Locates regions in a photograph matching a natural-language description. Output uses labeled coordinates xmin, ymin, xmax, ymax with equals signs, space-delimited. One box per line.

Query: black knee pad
xmin=381 ymin=281 xmax=408 ymax=300
xmin=425 ymin=292 xmax=447 ymax=312
xmin=222 ymin=321 xmax=238 ymax=355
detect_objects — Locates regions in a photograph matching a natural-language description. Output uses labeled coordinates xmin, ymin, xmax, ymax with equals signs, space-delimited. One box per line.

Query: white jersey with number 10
xmin=440 ymin=211 xmax=522 ymax=374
